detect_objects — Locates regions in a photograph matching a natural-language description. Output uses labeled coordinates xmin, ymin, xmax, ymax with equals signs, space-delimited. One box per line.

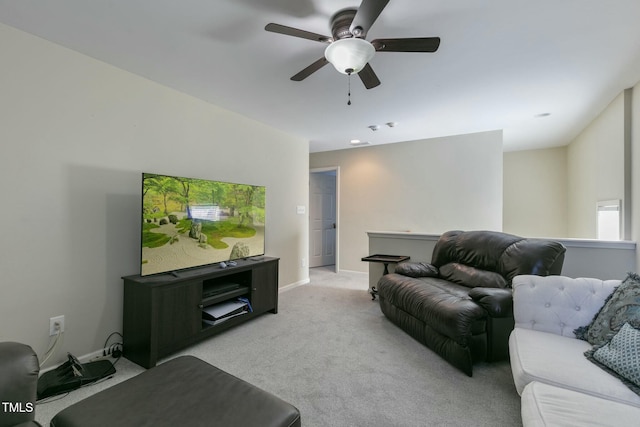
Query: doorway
xmin=309 ymin=168 xmax=339 ymax=271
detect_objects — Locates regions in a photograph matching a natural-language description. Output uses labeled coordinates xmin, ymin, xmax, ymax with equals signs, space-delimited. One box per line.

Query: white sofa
xmin=509 ymin=275 xmax=640 ymax=426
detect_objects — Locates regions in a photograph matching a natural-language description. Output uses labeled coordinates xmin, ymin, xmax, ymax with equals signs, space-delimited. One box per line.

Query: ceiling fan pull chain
xmin=347 ymin=69 xmax=353 ymax=106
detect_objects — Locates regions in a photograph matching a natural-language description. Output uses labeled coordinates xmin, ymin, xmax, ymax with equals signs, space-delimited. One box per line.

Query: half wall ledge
xmin=366 ymin=231 xmax=637 ymax=288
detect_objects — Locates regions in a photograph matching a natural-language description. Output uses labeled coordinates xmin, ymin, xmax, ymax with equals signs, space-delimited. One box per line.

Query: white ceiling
xmin=2 ymin=0 xmax=640 ymax=153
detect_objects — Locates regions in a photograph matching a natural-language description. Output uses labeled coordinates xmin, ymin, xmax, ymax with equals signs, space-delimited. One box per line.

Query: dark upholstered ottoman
xmin=50 ymin=356 xmax=301 ymax=427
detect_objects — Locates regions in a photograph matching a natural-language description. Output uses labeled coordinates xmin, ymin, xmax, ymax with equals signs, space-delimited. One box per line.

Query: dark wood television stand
xmin=122 ymin=257 xmax=279 ymax=369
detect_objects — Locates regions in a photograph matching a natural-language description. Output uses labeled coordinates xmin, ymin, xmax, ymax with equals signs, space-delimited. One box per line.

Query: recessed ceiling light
xmin=535 ymin=113 xmax=551 ymax=118
xmin=386 ymin=122 xmax=398 ymax=127
xmin=350 ymin=140 xmax=370 ymax=147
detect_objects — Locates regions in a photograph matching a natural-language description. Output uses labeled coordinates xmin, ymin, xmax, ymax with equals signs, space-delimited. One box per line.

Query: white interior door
xmin=309 ymin=171 xmax=336 ymax=268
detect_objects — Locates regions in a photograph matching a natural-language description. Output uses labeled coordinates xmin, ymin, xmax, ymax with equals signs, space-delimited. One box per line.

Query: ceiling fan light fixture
xmin=324 ymin=38 xmax=375 ymax=75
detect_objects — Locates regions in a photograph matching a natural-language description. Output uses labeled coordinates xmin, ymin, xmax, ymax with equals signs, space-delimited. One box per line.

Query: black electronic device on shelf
xmin=37 ymin=353 xmax=116 ymax=400
xmin=202 ymin=282 xmax=241 ymax=299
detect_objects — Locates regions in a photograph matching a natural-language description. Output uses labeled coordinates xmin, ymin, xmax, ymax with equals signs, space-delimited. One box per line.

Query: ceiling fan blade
xmin=371 ymin=37 xmax=441 ymax=52
xmin=358 ymin=63 xmax=381 ymax=89
xmin=349 ymin=0 xmax=390 ymax=38
xmin=265 ymin=23 xmax=332 ymax=43
xmin=291 ymin=57 xmax=330 ymax=81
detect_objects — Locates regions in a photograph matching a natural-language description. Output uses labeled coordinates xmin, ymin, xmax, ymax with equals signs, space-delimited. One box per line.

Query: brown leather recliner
xmin=377 ymin=230 xmax=566 ymax=376
xmin=0 ymin=342 xmax=41 ymax=427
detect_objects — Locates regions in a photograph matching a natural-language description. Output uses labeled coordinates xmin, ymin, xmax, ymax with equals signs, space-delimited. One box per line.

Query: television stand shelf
xmin=122 ymin=257 xmax=279 ymax=369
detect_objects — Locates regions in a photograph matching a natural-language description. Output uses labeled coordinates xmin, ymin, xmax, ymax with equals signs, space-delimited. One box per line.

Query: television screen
xmin=141 ymin=173 xmax=266 ymax=276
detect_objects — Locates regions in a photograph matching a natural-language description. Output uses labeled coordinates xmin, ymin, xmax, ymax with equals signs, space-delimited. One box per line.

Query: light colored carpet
xmin=36 ymin=267 xmax=521 ymax=426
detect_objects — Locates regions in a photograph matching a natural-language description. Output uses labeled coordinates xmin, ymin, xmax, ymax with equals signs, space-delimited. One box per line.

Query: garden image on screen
xmin=141 ymin=173 xmax=265 ymax=276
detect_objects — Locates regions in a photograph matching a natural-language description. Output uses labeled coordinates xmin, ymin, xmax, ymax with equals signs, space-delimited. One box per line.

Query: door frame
xmin=309 ymin=166 xmax=340 ymax=272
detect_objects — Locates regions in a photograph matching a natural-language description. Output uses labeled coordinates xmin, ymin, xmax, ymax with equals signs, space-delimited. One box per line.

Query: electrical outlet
xmin=49 ymin=315 xmax=65 ymax=336
xmin=301 ymin=257 xmax=306 ymax=267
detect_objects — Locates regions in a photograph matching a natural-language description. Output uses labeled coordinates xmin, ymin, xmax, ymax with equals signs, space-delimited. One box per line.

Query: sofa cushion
xmin=578 ymin=272 xmax=640 ymax=346
xmin=377 ymin=275 xmax=486 ymax=345
xmin=521 ymin=381 xmax=640 ymax=427
xmin=439 ymin=263 xmax=507 ymax=289
xmin=585 ymin=322 xmax=640 ymax=396
xmin=498 ymin=239 xmax=567 ymax=283
xmin=431 ymin=230 xmax=521 ymax=272
xmin=430 ymin=230 xmax=566 ymax=286
xmin=508 ymin=327 xmax=640 ymax=406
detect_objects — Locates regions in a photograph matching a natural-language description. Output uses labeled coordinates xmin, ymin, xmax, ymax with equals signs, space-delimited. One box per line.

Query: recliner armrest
xmin=393 ymin=262 xmax=439 ymax=278
xmin=0 ymin=342 xmax=40 ymax=426
xmin=468 ymin=288 xmax=513 ymax=318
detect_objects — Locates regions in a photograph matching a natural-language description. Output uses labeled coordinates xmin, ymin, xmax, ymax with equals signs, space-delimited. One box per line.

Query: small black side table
xmin=361 ymin=254 xmax=410 ymax=300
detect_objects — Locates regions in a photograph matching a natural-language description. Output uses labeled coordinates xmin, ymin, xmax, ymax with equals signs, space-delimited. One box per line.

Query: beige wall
xmin=0 ymin=24 xmax=309 ymax=365
xmin=310 ymin=130 xmax=504 ymax=272
xmin=567 ymin=91 xmax=627 ymax=238
xmin=503 ymin=89 xmax=633 ymax=246
xmin=503 ymin=147 xmax=568 ymax=237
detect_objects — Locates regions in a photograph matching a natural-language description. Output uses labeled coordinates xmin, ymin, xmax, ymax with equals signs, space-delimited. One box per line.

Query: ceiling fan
xmin=265 ymin=0 xmax=440 ymax=89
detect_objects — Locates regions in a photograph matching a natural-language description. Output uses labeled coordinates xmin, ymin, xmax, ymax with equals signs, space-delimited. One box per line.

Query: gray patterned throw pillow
xmin=586 ymin=323 xmax=640 ymax=395
xmin=584 ymin=273 xmax=640 ymax=346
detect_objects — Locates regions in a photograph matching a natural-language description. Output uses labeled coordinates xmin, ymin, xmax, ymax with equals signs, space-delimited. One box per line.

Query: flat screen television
xmin=140 ymin=172 xmax=266 ymax=276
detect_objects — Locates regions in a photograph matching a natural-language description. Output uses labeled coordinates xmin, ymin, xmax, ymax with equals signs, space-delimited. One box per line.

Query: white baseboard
xmin=336 ymin=268 xmax=368 ymax=275
xmin=40 ymin=342 xmax=117 ymax=374
xmin=279 ymin=277 xmax=310 ymax=293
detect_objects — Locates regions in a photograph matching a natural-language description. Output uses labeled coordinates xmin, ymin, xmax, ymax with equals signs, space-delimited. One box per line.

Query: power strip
xmin=104 ymin=343 xmax=123 ymax=358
